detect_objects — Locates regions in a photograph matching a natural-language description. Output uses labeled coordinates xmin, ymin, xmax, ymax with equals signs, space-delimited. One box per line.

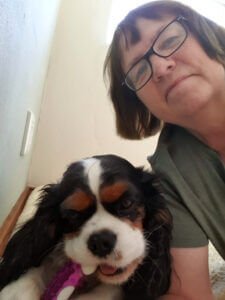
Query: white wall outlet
xmin=20 ymin=110 xmax=35 ymax=156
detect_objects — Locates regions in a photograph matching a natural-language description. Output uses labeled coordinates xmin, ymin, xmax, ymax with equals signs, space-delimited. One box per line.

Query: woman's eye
xmin=159 ymin=35 xmax=180 ymax=50
xmin=134 ymin=63 xmax=148 ymax=83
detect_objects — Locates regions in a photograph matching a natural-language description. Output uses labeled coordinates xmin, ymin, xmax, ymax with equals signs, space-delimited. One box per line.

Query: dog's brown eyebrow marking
xmin=100 ymin=181 xmax=129 ymax=203
xmin=62 ymin=190 xmax=94 ymax=211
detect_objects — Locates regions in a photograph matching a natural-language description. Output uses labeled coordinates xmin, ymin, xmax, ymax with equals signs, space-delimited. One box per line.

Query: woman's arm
xmin=159 ymin=246 xmax=215 ymax=300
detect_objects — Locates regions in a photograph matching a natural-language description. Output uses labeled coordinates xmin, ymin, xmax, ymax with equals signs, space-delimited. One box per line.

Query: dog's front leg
xmin=74 ymin=284 xmax=123 ymax=300
xmin=0 ymin=267 xmax=44 ymax=300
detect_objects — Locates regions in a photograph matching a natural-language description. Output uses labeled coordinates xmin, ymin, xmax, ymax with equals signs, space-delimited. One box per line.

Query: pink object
xmin=41 ymin=260 xmax=84 ymax=300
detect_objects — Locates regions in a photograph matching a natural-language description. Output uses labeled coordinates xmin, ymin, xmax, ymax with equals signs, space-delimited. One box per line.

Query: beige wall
xmin=29 ymin=0 xmax=158 ymax=187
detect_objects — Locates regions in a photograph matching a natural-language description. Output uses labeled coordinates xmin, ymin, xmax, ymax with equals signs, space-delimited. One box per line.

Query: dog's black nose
xmin=87 ymin=230 xmax=117 ymax=257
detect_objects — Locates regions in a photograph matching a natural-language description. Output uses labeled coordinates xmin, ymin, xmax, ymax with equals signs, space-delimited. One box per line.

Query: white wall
xmin=0 ymin=0 xmax=60 ymax=224
xmin=29 ymin=0 xmax=158 ymax=187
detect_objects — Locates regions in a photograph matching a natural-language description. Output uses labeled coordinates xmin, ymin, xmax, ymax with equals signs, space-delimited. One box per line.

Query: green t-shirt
xmin=149 ymin=125 xmax=225 ymax=259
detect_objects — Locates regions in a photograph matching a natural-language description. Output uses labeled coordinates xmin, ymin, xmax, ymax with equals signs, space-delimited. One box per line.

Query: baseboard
xmin=0 ymin=187 xmax=33 ymax=257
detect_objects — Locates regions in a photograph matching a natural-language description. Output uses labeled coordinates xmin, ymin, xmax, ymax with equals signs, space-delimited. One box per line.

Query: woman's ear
xmin=0 ymin=184 xmax=62 ymax=290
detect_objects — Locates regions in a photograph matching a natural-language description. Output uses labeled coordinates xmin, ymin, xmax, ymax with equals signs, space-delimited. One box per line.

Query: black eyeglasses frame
xmin=123 ymin=15 xmax=188 ymax=92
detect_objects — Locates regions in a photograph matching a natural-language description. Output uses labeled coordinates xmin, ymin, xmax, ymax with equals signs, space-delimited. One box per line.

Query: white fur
xmin=65 ymin=205 xmax=146 ymax=271
xmin=82 ymin=158 xmax=102 ymax=197
xmin=0 ymin=268 xmax=44 ymax=300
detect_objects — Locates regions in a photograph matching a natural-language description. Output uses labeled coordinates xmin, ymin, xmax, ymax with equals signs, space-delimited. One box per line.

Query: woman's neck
xmin=199 ymin=130 xmax=225 ymax=151
xmin=189 ymin=121 xmax=225 ymax=159
xmin=180 ymin=83 xmax=225 ymax=161
xmin=184 ymin=101 xmax=225 ymax=159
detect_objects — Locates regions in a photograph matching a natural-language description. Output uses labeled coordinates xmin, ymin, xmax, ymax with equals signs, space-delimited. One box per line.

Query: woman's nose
xmin=150 ymin=54 xmax=176 ymax=81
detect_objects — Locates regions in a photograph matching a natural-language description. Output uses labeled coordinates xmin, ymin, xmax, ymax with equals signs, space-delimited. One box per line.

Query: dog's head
xmin=0 ymin=154 xmax=172 ymax=298
xmin=60 ymin=154 xmax=152 ymax=284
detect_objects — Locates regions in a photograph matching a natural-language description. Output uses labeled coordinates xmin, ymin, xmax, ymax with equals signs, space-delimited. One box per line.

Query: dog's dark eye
xmin=61 ymin=205 xmax=96 ymax=233
xmin=60 ymin=209 xmax=80 ymax=232
xmin=121 ymin=199 xmax=133 ymax=209
xmin=62 ymin=208 xmax=77 ymax=216
xmin=61 ymin=209 xmax=79 ymax=222
xmin=120 ymin=198 xmax=133 ymax=210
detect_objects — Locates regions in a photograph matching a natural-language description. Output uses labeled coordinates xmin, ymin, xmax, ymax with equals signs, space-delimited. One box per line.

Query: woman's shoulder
xmin=156 ymin=124 xmax=205 ymax=151
xmin=148 ymin=124 xmax=221 ymax=172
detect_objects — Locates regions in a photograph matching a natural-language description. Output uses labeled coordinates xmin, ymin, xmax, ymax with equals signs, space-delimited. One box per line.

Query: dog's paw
xmin=0 ymin=269 xmax=43 ymax=300
xmin=0 ymin=280 xmax=40 ymax=300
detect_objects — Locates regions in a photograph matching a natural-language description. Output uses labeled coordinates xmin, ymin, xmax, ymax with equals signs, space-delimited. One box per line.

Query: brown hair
xmin=104 ymin=0 xmax=225 ymax=139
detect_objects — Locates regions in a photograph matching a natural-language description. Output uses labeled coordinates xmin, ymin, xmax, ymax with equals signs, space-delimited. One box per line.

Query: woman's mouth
xmin=166 ymin=75 xmax=191 ymax=99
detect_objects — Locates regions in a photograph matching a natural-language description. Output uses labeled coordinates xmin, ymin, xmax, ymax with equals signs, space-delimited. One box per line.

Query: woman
xmin=104 ymin=1 xmax=225 ymax=299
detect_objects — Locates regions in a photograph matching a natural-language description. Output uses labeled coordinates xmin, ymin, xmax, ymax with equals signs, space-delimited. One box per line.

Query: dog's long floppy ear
xmin=142 ymin=170 xmax=172 ymax=299
xmin=123 ymin=169 xmax=172 ymax=300
xmin=0 ymin=184 xmax=62 ymax=290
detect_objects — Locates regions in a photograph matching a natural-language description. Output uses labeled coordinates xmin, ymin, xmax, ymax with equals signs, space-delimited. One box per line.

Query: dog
xmin=0 ymin=154 xmax=172 ymax=300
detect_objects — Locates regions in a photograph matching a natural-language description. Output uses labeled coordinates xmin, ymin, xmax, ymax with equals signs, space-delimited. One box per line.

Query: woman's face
xmin=120 ymin=15 xmax=225 ymax=128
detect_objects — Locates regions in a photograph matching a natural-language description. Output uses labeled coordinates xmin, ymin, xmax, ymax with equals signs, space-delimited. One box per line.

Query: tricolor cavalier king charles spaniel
xmin=0 ymin=155 xmax=172 ymax=300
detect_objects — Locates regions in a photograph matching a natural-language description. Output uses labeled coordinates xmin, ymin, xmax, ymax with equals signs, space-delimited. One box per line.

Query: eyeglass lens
xmin=125 ymin=19 xmax=187 ymax=91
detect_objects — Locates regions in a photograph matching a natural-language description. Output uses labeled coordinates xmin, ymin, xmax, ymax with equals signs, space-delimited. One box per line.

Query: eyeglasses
xmin=123 ymin=16 xmax=188 ymax=92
